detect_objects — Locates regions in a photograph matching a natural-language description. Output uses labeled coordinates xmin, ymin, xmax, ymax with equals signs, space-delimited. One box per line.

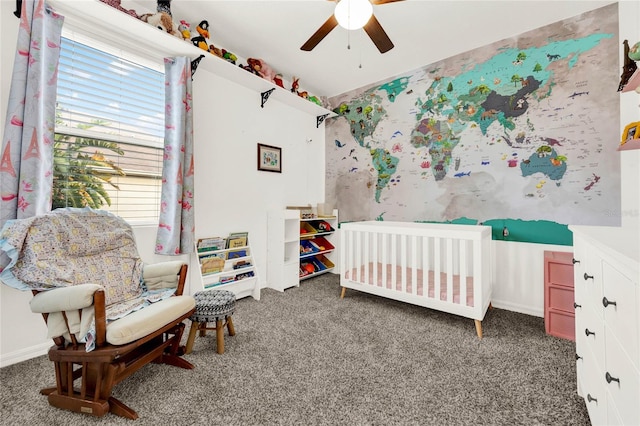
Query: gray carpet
xmin=0 ymin=273 xmax=589 ymax=426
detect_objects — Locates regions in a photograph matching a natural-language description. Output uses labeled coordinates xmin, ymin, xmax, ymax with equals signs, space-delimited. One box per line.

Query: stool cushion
xmin=191 ymin=290 xmax=236 ymax=322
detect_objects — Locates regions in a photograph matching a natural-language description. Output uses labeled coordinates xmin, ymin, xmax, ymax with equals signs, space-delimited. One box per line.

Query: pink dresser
xmin=544 ymin=251 xmax=575 ymax=341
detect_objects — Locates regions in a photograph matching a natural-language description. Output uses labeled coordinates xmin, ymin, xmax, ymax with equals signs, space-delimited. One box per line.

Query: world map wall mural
xmin=325 ymin=3 xmax=620 ymax=243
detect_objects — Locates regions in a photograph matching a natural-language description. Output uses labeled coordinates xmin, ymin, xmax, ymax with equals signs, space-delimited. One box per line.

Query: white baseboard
xmin=491 ymin=299 xmax=544 ymax=318
xmin=0 ymin=341 xmax=50 ymax=368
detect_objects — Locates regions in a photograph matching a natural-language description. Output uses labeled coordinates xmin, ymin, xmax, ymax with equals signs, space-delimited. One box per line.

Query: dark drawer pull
xmin=572 ymin=258 xmax=580 ymax=264
xmin=587 ymin=394 xmax=597 ymax=403
xmin=602 ymin=297 xmax=617 ymax=308
xmin=575 ymin=353 xmax=582 ymax=361
xmin=584 ymin=272 xmax=594 ymax=281
xmin=585 ymin=328 xmax=595 ymax=337
xmin=574 ymin=302 xmax=581 ymax=309
xmin=605 ymin=372 xmax=620 ymax=384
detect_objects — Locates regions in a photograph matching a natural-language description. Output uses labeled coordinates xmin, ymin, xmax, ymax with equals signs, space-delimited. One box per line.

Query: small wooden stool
xmin=185 ymin=290 xmax=236 ymax=354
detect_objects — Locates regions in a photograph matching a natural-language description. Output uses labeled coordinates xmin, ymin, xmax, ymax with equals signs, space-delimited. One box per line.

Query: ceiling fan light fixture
xmin=334 ymin=0 xmax=373 ymax=30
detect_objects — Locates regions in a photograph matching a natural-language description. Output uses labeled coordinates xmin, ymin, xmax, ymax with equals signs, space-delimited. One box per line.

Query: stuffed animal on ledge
xmin=247 ymin=58 xmax=277 ymax=83
xmin=222 ymin=49 xmax=237 ymax=64
xmin=191 ymin=20 xmax=210 ymax=51
xmin=139 ymin=0 xmax=182 ymax=39
xmin=273 ymin=73 xmax=284 ymax=88
xmin=178 ymin=20 xmax=191 ymax=40
xmin=239 ymin=62 xmax=260 ymax=76
xmin=195 ymin=20 xmax=210 ymax=39
xmin=209 ymin=44 xmax=223 ymax=58
xmin=139 ymin=12 xmax=182 ymax=38
xmin=99 ymin=0 xmax=138 ymax=18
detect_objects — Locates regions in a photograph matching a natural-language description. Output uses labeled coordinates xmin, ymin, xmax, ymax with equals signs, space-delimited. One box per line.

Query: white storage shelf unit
xmin=195 ymin=245 xmax=260 ymax=300
xmin=267 ymin=209 xmax=338 ymax=291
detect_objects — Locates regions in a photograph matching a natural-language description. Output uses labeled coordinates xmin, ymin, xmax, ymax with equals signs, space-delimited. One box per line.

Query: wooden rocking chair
xmin=31 ymin=262 xmax=194 ymax=419
xmin=0 ymin=209 xmax=196 ymax=419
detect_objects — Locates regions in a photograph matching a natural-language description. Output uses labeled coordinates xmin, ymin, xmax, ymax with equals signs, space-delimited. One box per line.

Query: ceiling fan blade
xmin=363 ymin=14 xmax=394 ymax=53
xmin=301 ymin=15 xmax=339 ymax=51
xmin=371 ymin=0 xmax=405 ymax=4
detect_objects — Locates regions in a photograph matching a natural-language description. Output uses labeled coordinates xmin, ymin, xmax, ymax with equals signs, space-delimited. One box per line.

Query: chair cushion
xmin=106 ymin=295 xmax=195 ymax=346
xmin=143 ymin=261 xmax=184 ymax=291
xmin=29 ymin=283 xmax=102 ymax=313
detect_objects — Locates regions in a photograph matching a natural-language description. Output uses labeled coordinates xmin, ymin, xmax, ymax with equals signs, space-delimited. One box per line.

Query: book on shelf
xmin=197 ymin=236 xmax=226 ymax=252
xmin=227 ymin=249 xmax=247 ymax=259
xmin=201 ymin=257 xmax=224 ymax=275
xmin=233 ymin=260 xmax=252 ymax=270
xmin=199 ymin=251 xmax=227 ymax=261
xmin=226 ymin=232 xmax=249 ymax=248
xmin=235 ymin=270 xmax=254 ymax=281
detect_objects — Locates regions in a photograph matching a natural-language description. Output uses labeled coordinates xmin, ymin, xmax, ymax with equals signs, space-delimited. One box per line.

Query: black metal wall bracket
xmin=316 ymin=113 xmax=330 ymax=128
xmin=260 ymin=88 xmax=275 ymax=108
xmin=190 ymin=55 xmax=205 ymax=79
xmin=14 ymin=0 xmax=22 ymax=18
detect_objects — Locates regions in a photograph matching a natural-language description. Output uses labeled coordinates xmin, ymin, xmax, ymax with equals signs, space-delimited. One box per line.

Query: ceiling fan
xmin=300 ymin=0 xmax=404 ymax=54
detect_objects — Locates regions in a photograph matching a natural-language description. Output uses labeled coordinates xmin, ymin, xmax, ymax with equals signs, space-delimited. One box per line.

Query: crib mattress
xmin=345 ymin=262 xmax=474 ymax=307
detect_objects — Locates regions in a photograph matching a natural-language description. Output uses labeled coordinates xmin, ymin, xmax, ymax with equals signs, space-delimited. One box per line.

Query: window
xmin=54 ymin=36 xmax=165 ymax=222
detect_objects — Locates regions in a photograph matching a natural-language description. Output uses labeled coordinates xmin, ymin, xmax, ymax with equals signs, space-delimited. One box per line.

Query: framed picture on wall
xmin=257 ymin=143 xmax=282 ymax=173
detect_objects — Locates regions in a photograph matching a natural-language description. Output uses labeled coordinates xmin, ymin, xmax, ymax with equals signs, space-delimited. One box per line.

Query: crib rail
xmin=340 ymin=221 xmax=492 ymax=321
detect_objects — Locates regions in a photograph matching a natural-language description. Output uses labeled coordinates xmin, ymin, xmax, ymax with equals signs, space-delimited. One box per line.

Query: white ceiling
xmin=127 ymin=0 xmax=614 ymax=98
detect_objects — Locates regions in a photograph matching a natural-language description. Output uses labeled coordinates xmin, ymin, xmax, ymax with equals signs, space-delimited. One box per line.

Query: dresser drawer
xmin=582 ymin=345 xmax=607 ymax=426
xmin=607 ymin=392 xmax=625 ymax=426
xmin=581 ymin=310 xmax=605 ymax=369
xmin=604 ymin=336 xmax=640 ymax=426
xmin=602 ymin=261 xmax=639 ymax=369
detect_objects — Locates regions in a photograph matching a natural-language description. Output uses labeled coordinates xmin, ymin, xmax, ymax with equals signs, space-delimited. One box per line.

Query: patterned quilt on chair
xmin=0 ymin=207 xmax=175 ymax=350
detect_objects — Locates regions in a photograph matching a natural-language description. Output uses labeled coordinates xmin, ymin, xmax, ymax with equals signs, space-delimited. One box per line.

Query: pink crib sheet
xmin=345 ymin=262 xmax=474 ymax=307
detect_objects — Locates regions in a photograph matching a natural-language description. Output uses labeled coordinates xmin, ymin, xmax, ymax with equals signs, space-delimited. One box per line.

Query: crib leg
xmin=340 ymin=287 xmax=346 ymax=299
xmin=474 ymin=320 xmax=483 ymax=339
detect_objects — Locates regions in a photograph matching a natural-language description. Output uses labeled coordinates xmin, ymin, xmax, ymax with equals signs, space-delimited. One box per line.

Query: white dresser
xmin=570 ymin=226 xmax=639 ymax=425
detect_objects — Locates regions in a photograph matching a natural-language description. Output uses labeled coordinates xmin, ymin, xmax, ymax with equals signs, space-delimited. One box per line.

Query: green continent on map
xmin=370 ymin=148 xmax=399 ymax=202
xmin=520 ymin=146 xmax=567 ymax=181
xmin=378 ymin=77 xmax=410 ymax=102
xmin=334 ymin=90 xmax=386 ymax=147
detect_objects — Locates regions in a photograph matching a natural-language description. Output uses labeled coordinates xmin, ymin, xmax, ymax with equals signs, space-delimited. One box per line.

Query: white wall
xmin=188 ymin=70 xmax=326 ymax=293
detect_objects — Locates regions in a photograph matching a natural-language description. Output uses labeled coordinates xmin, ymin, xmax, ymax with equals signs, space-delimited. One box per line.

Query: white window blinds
xmin=54 ymin=37 xmax=165 ymax=222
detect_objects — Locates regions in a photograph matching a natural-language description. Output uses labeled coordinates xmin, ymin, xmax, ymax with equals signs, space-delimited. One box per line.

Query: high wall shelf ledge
xmin=47 ymin=0 xmax=337 ymax=121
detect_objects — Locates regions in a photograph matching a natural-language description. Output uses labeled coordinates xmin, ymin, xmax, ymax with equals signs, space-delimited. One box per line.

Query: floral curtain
xmin=0 ymin=0 xmax=64 ymax=268
xmin=155 ymin=57 xmax=195 ymax=255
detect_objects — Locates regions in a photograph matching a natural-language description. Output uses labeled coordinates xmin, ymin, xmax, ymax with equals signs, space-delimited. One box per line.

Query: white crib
xmin=340 ymin=221 xmax=493 ymax=338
